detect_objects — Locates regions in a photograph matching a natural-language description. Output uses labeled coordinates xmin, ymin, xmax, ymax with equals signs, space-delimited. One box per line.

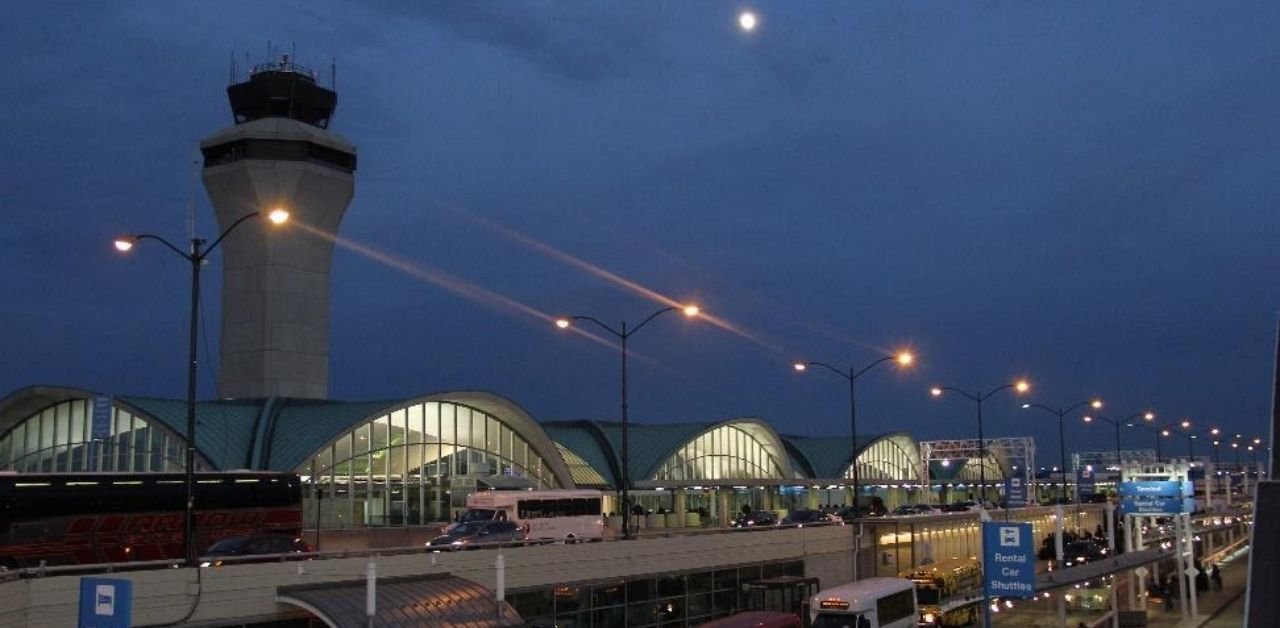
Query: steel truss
xmin=918 ymin=436 xmax=1036 ymax=498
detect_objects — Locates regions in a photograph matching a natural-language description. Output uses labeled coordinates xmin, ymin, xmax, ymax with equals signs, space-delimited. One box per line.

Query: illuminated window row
xmin=0 ymin=399 xmax=188 ymax=473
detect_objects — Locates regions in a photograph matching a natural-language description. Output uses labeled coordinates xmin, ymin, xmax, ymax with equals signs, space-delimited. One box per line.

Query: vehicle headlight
xmin=922 ymin=612 xmax=936 ymax=623
xmin=200 ymin=562 xmax=211 ymax=568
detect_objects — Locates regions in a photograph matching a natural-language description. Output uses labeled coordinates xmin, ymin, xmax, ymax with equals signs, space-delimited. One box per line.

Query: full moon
xmin=738 ymin=11 xmax=758 ymax=32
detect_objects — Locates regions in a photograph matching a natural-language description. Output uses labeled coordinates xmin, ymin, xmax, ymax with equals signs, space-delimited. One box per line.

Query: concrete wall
xmin=0 ymin=526 xmax=854 ymax=627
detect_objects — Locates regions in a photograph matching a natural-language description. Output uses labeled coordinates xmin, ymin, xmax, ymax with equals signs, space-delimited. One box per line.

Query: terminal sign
xmin=982 ymin=522 xmax=1035 ymax=599
xmin=78 ymin=577 xmax=132 ymax=628
xmin=1004 ymin=477 xmax=1028 ymax=507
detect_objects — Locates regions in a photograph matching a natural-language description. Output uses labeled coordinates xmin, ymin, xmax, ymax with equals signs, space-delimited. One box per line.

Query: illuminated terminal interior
xmin=0 ymin=386 xmax=1032 ymax=527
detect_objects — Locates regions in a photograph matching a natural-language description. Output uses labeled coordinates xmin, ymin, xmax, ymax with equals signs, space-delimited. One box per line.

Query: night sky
xmin=2 ymin=2 xmax=1278 ymax=463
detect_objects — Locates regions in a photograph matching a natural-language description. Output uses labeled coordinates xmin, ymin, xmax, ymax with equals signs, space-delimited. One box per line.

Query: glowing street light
xmin=553 ymin=303 xmax=700 ymax=539
xmin=931 ymin=379 xmax=1032 ymax=508
xmin=114 ymin=208 xmax=288 ymax=567
xmin=792 ymin=350 xmax=915 ymax=524
xmin=1022 ymin=397 xmax=1102 ymax=504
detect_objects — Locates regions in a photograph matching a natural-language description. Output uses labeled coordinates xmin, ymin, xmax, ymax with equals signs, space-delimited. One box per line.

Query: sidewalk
xmin=1141 ymin=547 xmax=1248 ymax=628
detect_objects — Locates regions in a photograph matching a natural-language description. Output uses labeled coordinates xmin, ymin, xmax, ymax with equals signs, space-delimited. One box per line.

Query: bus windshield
xmin=915 ymin=585 xmax=940 ymax=605
xmin=810 ymin=613 xmax=869 ymax=628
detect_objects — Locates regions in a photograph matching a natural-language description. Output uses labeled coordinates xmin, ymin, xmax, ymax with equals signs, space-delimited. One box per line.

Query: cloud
xmin=378 ymin=2 xmax=662 ymax=83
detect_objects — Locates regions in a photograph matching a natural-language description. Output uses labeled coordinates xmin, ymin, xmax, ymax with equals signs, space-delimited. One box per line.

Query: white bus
xmin=459 ymin=489 xmax=605 ymax=542
xmin=809 ymin=577 xmax=918 ymax=628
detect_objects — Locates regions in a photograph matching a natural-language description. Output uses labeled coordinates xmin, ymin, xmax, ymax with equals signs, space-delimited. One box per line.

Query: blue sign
xmin=1078 ymin=467 xmax=1096 ymax=499
xmin=1117 ymin=481 xmax=1194 ymax=515
xmin=983 ymin=522 xmax=1036 ymax=598
xmin=78 ymin=577 xmax=132 ymax=628
xmin=91 ymin=396 xmax=113 ymax=440
xmin=1004 ymin=477 xmax=1028 ymax=507
xmin=1118 ymin=481 xmax=1192 ymax=498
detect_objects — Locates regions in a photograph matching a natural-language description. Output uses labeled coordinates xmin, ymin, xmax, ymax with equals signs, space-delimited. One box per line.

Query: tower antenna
xmin=229 ymin=51 xmax=235 ymax=85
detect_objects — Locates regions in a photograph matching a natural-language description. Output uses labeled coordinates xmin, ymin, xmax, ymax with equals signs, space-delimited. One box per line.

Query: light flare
xmin=289 ymin=219 xmax=618 ymax=350
xmin=460 ymin=212 xmax=782 ymax=353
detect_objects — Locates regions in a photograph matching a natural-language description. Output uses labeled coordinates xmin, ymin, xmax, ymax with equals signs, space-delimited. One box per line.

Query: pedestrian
xmin=1211 ymin=564 xmax=1223 ymax=591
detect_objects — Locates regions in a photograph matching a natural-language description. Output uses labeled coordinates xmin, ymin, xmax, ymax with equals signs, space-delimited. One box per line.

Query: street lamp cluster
xmin=117 ymin=205 xmax=1269 ymax=566
xmin=553 ymin=305 xmax=700 ymax=540
xmin=114 ymin=208 xmax=290 ymax=567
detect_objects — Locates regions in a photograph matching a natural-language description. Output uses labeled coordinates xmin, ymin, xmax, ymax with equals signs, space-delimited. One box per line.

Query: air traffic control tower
xmin=200 ymin=55 xmax=356 ymax=399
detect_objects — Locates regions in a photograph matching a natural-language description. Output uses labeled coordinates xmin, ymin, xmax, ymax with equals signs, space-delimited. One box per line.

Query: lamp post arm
xmin=1024 ymin=403 xmax=1062 ymax=418
xmin=203 ymin=211 xmax=261 ymax=259
xmin=132 ymin=234 xmax=195 ymax=261
xmin=851 ymin=355 xmax=896 ymax=381
xmin=938 ymin=386 xmax=980 ymax=403
xmin=806 ymin=361 xmax=852 ymax=382
xmin=1062 ymin=399 xmax=1098 ymax=416
xmin=628 ymin=306 xmax=677 ymax=336
xmin=571 ymin=315 xmax=623 ymax=339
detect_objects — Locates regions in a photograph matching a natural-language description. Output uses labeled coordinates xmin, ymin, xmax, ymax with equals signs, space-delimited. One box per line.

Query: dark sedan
xmin=731 ymin=511 xmax=779 ymax=528
xmin=201 ymin=534 xmax=311 ymax=567
xmin=427 ymin=520 xmax=524 ymax=550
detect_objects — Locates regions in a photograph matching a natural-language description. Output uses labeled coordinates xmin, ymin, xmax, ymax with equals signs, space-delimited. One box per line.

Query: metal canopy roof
xmin=277 ymin=573 xmax=522 ymax=628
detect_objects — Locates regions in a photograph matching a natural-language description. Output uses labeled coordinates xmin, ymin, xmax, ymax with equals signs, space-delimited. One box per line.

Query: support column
xmin=718 ymin=490 xmax=730 ymax=529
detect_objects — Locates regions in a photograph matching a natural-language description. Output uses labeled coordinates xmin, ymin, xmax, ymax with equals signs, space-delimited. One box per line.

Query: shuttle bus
xmin=899 ymin=557 xmax=983 ymax=626
xmin=459 ymin=489 xmax=604 ymax=542
xmin=809 ymin=577 xmax=917 ymax=628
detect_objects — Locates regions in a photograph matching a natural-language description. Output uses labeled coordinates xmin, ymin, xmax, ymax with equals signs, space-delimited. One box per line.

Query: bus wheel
xmin=564 ymin=535 xmax=577 ymax=545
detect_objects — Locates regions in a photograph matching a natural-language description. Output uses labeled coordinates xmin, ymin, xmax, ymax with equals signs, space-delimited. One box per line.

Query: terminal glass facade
xmin=0 ymin=399 xmax=188 ymax=473
xmin=510 ymin=559 xmax=805 ymax=627
xmin=300 ymin=400 xmax=561 ymax=527
xmin=651 ymin=424 xmax=786 ymax=482
xmin=849 ymin=436 xmax=920 ymax=482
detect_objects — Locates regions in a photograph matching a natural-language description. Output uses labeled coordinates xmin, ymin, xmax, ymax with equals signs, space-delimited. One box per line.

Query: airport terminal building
xmin=0 ymin=386 xmax=992 ymax=529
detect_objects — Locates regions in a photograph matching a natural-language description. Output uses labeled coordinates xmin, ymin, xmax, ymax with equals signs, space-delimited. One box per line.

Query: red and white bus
xmin=0 ymin=471 xmax=302 ymax=568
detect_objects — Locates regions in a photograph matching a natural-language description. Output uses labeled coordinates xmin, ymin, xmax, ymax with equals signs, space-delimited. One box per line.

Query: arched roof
xmin=544 ymin=417 xmax=795 ymax=487
xmin=0 ymin=387 xmax=574 ymax=487
xmin=782 ymin=432 xmax=921 ymax=481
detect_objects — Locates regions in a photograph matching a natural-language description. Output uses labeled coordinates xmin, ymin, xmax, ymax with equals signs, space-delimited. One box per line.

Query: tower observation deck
xmin=200 ymin=53 xmax=356 ymax=400
xmin=227 ymin=55 xmax=337 ymax=128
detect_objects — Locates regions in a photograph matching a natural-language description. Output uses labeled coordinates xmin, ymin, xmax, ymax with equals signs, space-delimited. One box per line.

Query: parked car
xmin=781 ymin=509 xmax=841 ymax=527
xmin=427 ymin=520 xmax=524 ymax=550
xmin=201 ymin=534 xmax=311 ymax=567
xmin=944 ymin=501 xmax=982 ymax=512
xmin=731 ymin=511 xmax=779 ymax=528
xmin=892 ymin=504 xmax=941 ymax=516
xmin=1061 ymin=540 xmax=1109 ymax=568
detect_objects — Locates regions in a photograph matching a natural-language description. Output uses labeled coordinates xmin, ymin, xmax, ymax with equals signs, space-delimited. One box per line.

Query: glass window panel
xmin=472 ymin=411 xmax=486 ymax=451
xmin=406 ymin=405 xmax=423 ymax=444
xmin=486 ymin=416 xmax=499 ymax=455
xmin=353 ymin=422 xmax=372 ymax=457
xmin=440 ymin=404 xmax=456 ymax=446
xmin=333 ymin=432 xmax=353 ymax=476
xmin=372 ymin=415 xmax=390 ymax=453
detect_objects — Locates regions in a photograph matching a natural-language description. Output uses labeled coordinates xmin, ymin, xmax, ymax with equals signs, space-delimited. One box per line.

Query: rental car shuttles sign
xmin=983 ymin=522 xmax=1035 ymax=598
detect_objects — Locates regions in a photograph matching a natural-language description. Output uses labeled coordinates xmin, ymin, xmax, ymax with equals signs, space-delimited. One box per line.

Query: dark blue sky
xmin=2 ymin=2 xmax=1277 ymax=461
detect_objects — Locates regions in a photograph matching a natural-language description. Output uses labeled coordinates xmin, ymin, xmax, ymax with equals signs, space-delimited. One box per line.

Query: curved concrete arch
xmin=0 ymin=386 xmax=96 ymax=437
xmin=0 ymin=386 xmax=215 ymax=471
xmin=645 ymin=417 xmax=795 ymax=482
xmin=846 ymin=432 xmax=921 ymax=482
xmin=294 ymin=390 xmax=574 ymax=489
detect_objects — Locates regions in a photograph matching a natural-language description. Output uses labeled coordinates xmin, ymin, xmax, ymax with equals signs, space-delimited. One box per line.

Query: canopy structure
xmin=276 ymin=574 xmax=520 ymax=628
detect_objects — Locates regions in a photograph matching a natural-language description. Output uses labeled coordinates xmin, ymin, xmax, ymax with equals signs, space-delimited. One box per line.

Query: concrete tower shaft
xmin=200 ymin=59 xmax=356 ymax=399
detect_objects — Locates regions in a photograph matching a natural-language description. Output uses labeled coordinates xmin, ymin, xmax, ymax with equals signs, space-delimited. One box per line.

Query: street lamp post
xmin=555 ymin=304 xmax=699 ymax=540
xmin=114 ymin=208 xmax=288 ymax=567
xmin=793 ymin=352 xmax=914 ymax=516
xmin=1082 ymin=411 xmax=1154 ymax=469
xmin=1022 ymin=399 xmax=1103 ymax=504
xmin=930 ymin=380 xmax=1031 ymax=508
